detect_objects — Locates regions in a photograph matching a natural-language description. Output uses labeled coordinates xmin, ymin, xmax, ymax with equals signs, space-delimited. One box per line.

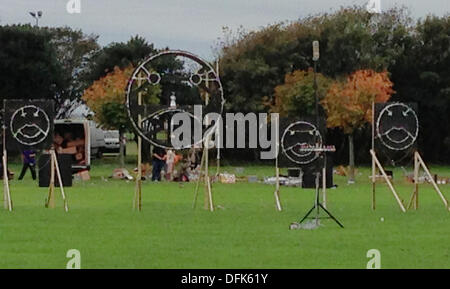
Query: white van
xmin=103 ymin=130 xmax=121 ymax=154
xmin=89 ymin=122 xmax=106 ymax=158
xmin=89 ymin=121 xmax=121 ymax=158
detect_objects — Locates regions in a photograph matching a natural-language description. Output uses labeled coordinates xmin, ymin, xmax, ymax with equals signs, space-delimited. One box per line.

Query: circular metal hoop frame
xmin=281 ymin=120 xmax=322 ymax=165
xmin=10 ymin=105 xmax=51 ymax=146
xmin=125 ymin=50 xmax=225 ymax=149
xmin=141 ymin=108 xmax=204 ymax=150
xmin=376 ymin=102 xmax=419 ymax=151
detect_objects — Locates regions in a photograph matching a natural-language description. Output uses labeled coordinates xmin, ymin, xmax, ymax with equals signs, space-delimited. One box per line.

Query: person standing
xmin=152 ymin=146 xmax=166 ymax=181
xmin=165 ymin=149 xmax=176 ymax=181
xmin=18 ymin=149 xmax=36 ymax=180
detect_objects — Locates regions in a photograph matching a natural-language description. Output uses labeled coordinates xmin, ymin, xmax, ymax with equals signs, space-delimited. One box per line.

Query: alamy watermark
xmin=66 ymin=249 xmax=81 ymax=269
xmin=170 ymin=106 xmax=279 ymax=160
xmin=67 ymin=0 xmax=82 ymax=14
xmin=366 ymin=249 xmax=381 ymax=269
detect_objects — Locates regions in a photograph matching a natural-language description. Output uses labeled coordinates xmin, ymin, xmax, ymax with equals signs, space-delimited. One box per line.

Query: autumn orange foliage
xmin=82 ymin=66 xmax=134 ymax=126
xmin=321 ymin=70 xmax=394 ymax=134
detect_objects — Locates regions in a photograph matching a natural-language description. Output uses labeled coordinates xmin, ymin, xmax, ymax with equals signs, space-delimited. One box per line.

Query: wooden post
xmin=134 ymin=72 xmax=143 ymax=211
xmin=273 ymin=115 xmax=282 ymax=211
xmin=414 ymin=151 xmax=419 ymax=209
xmin=216 ymin=125 xmax=221 ymax=176
xmin=371 ymin=101 xmax=376 ymax=210
xmin=370 ymin=149 xmax=406 ymax=212
xmin=215 ymin=60 xmax=221 ymax=177
xmin=203 ymin=73 xmax=214 ymax=212
xmin=322 ymin=166 xmax=327 ymax=209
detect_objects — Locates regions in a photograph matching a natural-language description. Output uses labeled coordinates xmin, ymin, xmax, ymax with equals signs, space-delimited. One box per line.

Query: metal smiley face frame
xmin=125 ymin=50 xmax=225 ymax=149
xmin=376 ymin=102 xmax=419 ymax=151
xmin=141 ymin=107 xmax=204 ymax=149
xmin=9 ymin=104 xmax=51 ymax=147
xmin=281 ymin=120 xmax=323 ymax=165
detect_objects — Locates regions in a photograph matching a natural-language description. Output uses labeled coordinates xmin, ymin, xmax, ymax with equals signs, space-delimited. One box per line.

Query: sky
xmin=0 ymin=0 xmax=449 ymax=60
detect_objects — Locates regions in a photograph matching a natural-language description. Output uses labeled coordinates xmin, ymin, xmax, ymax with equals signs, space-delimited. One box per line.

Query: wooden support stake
xmin=407 ymin=153 xmax=419 ymax=210
xmin=274 ymin=167 xmax=282 ymax=211
xmin=3 ymin=125 xmax=12 ymax=211
xmin=52 ymin=150 xmax=68 ymax=212
xmin=203 ymin=74 xmax=214 ymax=212
xmin=273 ymin=115 xmax=282 ymax=211
xmin=372 ymin=152 xmax=376 ymax=210
xmin=193 ymin=75 xmax=214 ymax=212
xmin=47 ymin=150 xmax=56 ymax=208
xmin=203 ymin=139 xmax=214 ymax=212
xmin=3 ymin=154 xmax=12 ymax=211
xmin=192 ymin=149 xmax=205 ymax=209
xmin=371 ymin=101 xmax=376 ymax=211
xmin=416 ymin=151 xmax=448 ymax=209
xmin=216 ymin=125 xmax=221 ymax=176
xmin=370 ymin=149 xmax=406 ymax=212
xmin=193 ymin=141 xmax=214 ymax=211
xmin=322 ymin=166 xmax=327 ymax=209
xmin=45 ymin=149 xmax=68 ymax=212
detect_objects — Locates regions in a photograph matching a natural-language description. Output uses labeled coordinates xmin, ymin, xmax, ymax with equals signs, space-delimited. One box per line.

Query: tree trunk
xmin=118 ymin=130 xmax=125 ymax=168
xmin=348 ymin=133 xmax=355 ymax=184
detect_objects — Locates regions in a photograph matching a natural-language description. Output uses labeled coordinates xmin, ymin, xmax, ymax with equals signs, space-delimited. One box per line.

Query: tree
xmin=0 ymin=25 xmax=100 ymax=118
xmin=321 ymin=70 xmax=394 ymax=183
xmin=217 ymin=6 xmax=410 ymax=115
xmin=215 ymin=6 xmax=414 ymax=163
xmin=84 ymin=35 xmax=157 ymax=83
xmin=82 ymin=66 xmax=161 ymax=167
xmin=0 ymin=25 xmax=64 ymax=149
xmin=83 ymin=36 xmax=161 ymax=164
xmin=0 ymin=25 xmax=64 ymax=102
xmin=269 ymin=68 xmax=332 ymax=117
xmin=48 ymin=27 xmax=100 ymax=118
xmin=390 ymin=15 xmax=450 ymax=163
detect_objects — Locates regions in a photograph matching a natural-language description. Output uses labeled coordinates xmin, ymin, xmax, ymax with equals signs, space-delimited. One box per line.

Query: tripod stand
xmin=295 ymin=40 xmax=344 ymax=228
xmin=298 ymin=155 xmax=344 ymax=228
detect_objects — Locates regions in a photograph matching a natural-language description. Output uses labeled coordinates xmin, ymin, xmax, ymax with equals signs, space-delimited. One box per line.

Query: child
xmin=165 ymin=149 xmax=176 ymax=181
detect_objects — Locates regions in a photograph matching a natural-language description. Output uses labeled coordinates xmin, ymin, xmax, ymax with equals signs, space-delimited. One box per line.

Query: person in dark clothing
xmin=18 ymin=150 xmax=36 ymax=180
xmin=152 ymin=146 xmax=166 ymax=181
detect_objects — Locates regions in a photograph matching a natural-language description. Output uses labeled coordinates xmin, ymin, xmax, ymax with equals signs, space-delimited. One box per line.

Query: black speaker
xmin=302 ymin=154 xmax=333 ymax=189
xmin=38 ymin=154 xmax=73 ymax=187
xmin=288 ymin=168 xmax=301 ymax=178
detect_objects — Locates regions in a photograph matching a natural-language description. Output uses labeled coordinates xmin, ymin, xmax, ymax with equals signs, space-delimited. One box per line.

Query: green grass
xmin=1 ymin=158 xmax=450 ymax=268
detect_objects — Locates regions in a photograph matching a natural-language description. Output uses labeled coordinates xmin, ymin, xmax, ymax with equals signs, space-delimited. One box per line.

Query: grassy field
xmin=1 ymin=154 xmax=450 ymax=269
